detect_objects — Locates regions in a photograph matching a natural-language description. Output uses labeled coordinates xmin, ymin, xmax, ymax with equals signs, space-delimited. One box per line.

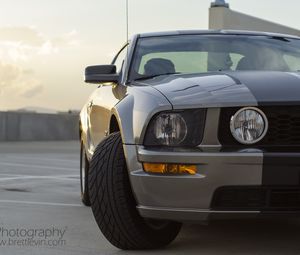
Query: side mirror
xmin=84 ymin=65 xmax=119 ymax=84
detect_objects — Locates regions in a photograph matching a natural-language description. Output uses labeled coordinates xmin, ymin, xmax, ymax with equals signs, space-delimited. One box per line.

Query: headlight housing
xmin=230 ymin=107 xmax=268 ymax=144
xmin=144 ymin=109 xmax=206 ymax=147
xmin=153 ymin=113 xmax=187 ymax=146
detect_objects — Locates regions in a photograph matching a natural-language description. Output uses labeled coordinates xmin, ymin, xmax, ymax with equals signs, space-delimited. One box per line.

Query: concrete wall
xmin=0 ymin=112 xmax=79 ymax=141
xmin=209 ymin=6 xmax=300 ymax=36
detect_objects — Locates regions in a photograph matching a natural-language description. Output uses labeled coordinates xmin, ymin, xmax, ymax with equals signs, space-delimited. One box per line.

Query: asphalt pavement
xmin=0 ymin=141 xmax=300 ymax=255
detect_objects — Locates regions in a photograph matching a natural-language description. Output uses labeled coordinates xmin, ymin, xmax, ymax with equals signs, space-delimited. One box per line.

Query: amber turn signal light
xmin=143 ymin=163 xmax=197 ymax=175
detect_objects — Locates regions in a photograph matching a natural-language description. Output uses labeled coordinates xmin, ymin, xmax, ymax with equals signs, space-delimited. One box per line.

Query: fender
xmin=111 ymin=86 xmax=172 ymax=145
xmin=79 ymin=103 xmax=89 ymax=149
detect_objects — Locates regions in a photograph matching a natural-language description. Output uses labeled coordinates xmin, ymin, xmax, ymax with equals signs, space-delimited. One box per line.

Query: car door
xmin=87 ymin=44 xmax=128 ymax=151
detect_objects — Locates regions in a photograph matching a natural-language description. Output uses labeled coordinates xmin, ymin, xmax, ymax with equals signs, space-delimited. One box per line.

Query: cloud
xmin=0 ymin=41 xmax=31 ymax=61
xmin=0 ymin=62 xmax=43 ymax=98
xmin=0 ymin=62 xmax=21 ymax=88
xmin=20 ymin=81 xmax=43 ymax=98
xmin=0 ymin=26 xmax=44 ymax=46
xmin=0 ymin=26 xmax=79 ymax=99
xmin=37 ymin=41 xmax=58 ymax=55
xmin=52 ymin=29 xmax=80 ymax=47
xmin=0 ymin=26 xmax=80 ymax=61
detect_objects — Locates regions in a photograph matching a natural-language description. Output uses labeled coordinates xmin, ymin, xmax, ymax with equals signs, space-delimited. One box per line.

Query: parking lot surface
xmin=0 ymin=141 xmax=300 ymax=255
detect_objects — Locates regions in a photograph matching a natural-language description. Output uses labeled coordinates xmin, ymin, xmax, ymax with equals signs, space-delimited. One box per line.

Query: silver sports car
xmin=79 ymin=30 xmax=300 ymax=250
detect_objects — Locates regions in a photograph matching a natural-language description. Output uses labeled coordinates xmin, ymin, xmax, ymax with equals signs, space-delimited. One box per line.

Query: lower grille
xmin=219 ymin=106 xmax=300 ymax=146
xmin=211 ymin=186 xmax=300 ymax=211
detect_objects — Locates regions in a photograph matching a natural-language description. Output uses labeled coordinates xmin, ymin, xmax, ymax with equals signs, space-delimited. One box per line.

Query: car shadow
xmin=117 ymin=219 xmax=300 ymax=254
xmin=172 ymin=219 xmax=300 ymax=254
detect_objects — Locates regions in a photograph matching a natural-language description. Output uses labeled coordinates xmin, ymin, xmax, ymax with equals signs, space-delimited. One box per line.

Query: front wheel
xmin=88 ymin=132 xmax=181 ymax=250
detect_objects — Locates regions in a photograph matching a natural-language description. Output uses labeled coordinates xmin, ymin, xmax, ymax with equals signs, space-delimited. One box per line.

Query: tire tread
xmin=89 ymin=132 xmax=181 ymax=250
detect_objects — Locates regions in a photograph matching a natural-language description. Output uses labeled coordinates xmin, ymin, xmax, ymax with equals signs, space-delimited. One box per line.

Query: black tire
xmin=80 ymin=142 xmax=91 ymax=206
xmin=88 ymin=132 xmax=181 ymax=250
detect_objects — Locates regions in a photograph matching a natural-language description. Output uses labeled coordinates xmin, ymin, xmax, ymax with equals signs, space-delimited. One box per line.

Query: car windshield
xmin=129 ymin=34 xmax=300 ymax=81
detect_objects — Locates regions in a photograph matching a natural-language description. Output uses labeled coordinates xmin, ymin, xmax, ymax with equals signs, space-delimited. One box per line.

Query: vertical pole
xmin=126 ymin=0 xmax=129 ymax=43
xmin=125 ymin=0 xmax=129 ymax=84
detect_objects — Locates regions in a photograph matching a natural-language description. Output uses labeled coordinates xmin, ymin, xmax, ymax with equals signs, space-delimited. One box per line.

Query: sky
xmin=0 ymin=0 xmax=300 ymax=111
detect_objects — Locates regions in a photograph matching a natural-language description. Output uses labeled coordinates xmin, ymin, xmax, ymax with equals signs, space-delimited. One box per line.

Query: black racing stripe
xmin=262 ymin=153 xmax=300 ymax=186
xmin=223 ymin=71 xmax=300 ymax=187
xmin=224 ymin=71 xmax=300 ymax=106
xmin=220 ymin=72 xmax=242 ymax=85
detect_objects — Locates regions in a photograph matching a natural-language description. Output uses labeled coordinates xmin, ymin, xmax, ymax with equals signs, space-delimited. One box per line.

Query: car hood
xmin=135 ymin=71 xmax=300 ymax=108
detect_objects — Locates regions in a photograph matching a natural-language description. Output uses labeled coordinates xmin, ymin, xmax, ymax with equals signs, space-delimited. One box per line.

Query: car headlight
xmin=144 ymin=109 xmax=206 ymax=146
xmin=153 ymin=113 xmax=187 ymax=146
xmin=230 ymin=107 xmax=268 ymax=144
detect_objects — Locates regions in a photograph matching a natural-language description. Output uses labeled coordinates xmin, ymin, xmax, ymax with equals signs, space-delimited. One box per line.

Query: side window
xmin=112 ymin=45 xmax=128 ymax=73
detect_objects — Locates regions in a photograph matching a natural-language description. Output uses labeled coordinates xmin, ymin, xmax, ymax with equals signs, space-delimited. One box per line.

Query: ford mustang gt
xmin=79 ymin=30 xmax=300 ymax=249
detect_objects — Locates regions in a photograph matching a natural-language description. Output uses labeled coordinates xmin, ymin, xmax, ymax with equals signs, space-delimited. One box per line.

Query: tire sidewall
xmin=80 ymin=141 xmax=90 ymax=205
xmin=88 ymin=132 xmax=181 ymax=249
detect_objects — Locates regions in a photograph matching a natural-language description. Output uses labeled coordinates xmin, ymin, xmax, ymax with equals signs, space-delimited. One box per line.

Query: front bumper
xmin=124 ymin=145 xmax=300 ymax=222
